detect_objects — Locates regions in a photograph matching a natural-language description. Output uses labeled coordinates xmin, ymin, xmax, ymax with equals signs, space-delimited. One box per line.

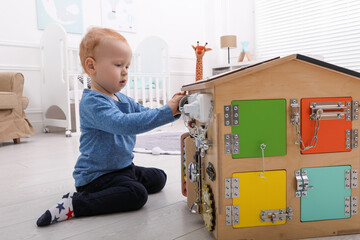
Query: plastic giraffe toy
xmin=192 ymin=41 xmax=212 ymax=82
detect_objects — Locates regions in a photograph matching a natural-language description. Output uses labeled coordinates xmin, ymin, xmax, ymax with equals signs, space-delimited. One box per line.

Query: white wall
xmin=202 ymin=0 xmax=255 ymax=76
xmin=227 ymin=0 xmax=255 ymax=62
xmin=0 ymin=0 xmax=254 ymax=133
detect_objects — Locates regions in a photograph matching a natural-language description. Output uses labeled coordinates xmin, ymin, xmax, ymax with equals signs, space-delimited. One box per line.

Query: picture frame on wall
xmin=35 ymin=0 xmax=83 ymax=34
xmin=101 ymin=0 xmax=136 ymax=33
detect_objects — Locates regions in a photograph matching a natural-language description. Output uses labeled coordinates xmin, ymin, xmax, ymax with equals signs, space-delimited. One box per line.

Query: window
xmin=254 ymin=0 xmax=360 ymax=72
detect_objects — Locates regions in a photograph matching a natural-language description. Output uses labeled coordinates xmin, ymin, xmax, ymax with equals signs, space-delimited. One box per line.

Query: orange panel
xmin=301 ymin=97 xmax=352 ymax=154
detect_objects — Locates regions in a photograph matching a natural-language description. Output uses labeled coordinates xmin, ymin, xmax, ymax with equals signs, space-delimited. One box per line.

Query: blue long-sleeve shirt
xmin=73 ymin=89 xmax=178 ymax=187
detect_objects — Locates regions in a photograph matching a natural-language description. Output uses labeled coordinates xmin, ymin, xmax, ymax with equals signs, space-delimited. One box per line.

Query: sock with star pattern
xmin=37 ymin=192 xmax=75 ymax=227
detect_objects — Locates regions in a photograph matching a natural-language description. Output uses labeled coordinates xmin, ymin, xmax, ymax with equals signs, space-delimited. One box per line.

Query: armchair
xmin=0 ymin=72 xmax=34 ymax=143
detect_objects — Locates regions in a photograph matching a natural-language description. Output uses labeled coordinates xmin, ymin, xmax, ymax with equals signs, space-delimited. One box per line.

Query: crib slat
xmin=162 ymin=76 xmax=166 ymax=106
xmin=149 ymin=76 xmax=153 ymax=108
xmin=156 ymin=77 xmax=160 ymax=108
xmin=134 ymin=76 xmax=138 ymax=102
xmin=126 ymin=77 xmax=131 ymax=97
xmin=141 ymin=76 xmax=146 ymax=106
xmin=83 ymin=74 xmax=88 ymax=89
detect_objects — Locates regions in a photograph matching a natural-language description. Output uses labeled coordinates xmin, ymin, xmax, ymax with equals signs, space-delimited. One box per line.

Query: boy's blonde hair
xmin=79 ymin=27 xmax=128 ymax=74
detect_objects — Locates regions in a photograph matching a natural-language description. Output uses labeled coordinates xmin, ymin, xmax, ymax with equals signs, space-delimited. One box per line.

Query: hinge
xmin=290 ymin=99 xmax=300 ymax=125
xmin=346 ymin=129 xmax=358 ymax=149
xmin=260 ymin=208 xmax=293 ymax=223
xmin=225 ymin=177 xmax=239 ymax=199
xmin=345 ymin=101 xmax=359 ymax=121
xmin=224 ymin=105 xmax=239 ymax=126
xmin=345 ymin=196 xmax=358 ymax=216
xmin=224 ymin=134 xmax=239 ymax=154
xmin=352 ymin=101 xmax=359 ymax=121
xmin=345 ymin=169 xmax=358 ymax=189
xmin=295 ymin=170 xmax=314 ymax=197
xmin=225 ymin=205 xmax=240 ymax=226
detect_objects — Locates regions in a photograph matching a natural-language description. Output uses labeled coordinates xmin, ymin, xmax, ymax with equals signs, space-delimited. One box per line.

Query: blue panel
xmin=301 ymin=165 xmax=351 ymax=222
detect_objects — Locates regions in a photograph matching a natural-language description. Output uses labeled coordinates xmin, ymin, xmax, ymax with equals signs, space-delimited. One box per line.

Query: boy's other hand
xmin=167 ymin=92 xmax=186 ymax=116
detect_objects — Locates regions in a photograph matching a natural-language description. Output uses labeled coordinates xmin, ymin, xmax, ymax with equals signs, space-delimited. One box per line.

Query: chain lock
xmin=295 ymin=108 xmax=323 ymax=151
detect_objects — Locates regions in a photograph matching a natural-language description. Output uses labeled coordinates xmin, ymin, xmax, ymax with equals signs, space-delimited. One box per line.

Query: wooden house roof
xmin=181 ymin=54 xmax=360 ymax=91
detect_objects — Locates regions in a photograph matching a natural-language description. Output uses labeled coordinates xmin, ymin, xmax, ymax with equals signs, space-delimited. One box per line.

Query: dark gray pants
xmin=73 ymin=164 xmax=167 ymax=217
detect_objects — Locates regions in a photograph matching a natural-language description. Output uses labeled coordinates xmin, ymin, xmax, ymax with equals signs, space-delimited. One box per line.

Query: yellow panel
xmin=232 ymin=170 xmax=287 ymax=228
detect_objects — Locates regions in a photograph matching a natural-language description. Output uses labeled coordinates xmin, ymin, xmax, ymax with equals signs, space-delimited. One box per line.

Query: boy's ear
xmin=85 ymin=57 xmax=96 ymax=76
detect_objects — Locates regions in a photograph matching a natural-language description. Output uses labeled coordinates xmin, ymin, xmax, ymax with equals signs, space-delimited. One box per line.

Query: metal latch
xmin=225 ymin=205 xmax=240 ymax=225
xmin=310 ymin=101 xmax=347 ymax=120
xmin=260 ymin=208 xmax=293 ymax=223
xmin=345 ymin=196 xmax=358 ymax=216
xmin=345 ymin=169 xmax=358 ymax=189
xmin=295 ymin=170 xmax=314 ymax=197
xmin=188 ymin=162 xmax=199 ymax=183
xmin=346 ymin=129 xmax=358 ymax=149
xmin=225 ymin=177 xmax=239 ymax=199
xmin=224 ymin=134 xmax=239 ymax=154
xmin=224 ymin=105 xmax=239 ymax=126
xmin=309 ymin=101 xmax=358 ymax=121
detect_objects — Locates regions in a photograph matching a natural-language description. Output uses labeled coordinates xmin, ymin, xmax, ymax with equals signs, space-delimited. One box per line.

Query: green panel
xmin=231 ymin=99 xmax=287 ymax=158
xmin=301 ymin=165 xmax=351 ymax=222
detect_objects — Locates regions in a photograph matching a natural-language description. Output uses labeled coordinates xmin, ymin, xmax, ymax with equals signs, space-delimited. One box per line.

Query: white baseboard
xmin=31 ymin=121 xmax=45 ymax=134
xmin=26 ymin=108 xmax=43 ymax=134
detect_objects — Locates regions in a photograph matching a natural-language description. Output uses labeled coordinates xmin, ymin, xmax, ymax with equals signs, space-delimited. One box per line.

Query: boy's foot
xmin=37 ymin=192 xmax=75 ymax=227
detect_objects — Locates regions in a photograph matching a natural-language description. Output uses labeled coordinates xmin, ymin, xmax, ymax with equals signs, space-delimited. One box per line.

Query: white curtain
xmin=254 ymin=0 xmax=360 ymax=72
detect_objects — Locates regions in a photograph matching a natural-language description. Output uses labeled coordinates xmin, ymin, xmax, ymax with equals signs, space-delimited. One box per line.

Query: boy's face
xmin=92 ymin=38 xmax=132 ymax=94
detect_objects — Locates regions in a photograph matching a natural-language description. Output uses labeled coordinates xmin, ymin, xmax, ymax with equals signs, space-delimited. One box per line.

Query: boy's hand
xmin=167 ymin=92 xmax=186 ymax=116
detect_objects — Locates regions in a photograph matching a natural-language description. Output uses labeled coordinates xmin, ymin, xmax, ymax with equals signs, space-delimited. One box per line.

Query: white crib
xmin=40 ymin=23 xmax=170 ymax=137
xmin=124 ymin=73 xmax=169 ymax=108
xmin=125 ymin=35 xmax=171 ymax=108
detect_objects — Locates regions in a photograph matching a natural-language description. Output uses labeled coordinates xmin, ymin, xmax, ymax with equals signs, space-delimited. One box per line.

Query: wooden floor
xmin=1 ymin=121 xmax=360 ymax=240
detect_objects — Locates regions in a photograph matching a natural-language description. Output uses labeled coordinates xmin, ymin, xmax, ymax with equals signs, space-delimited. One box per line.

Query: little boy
xmin=37 ymin=27 xmax=185 ymax=226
